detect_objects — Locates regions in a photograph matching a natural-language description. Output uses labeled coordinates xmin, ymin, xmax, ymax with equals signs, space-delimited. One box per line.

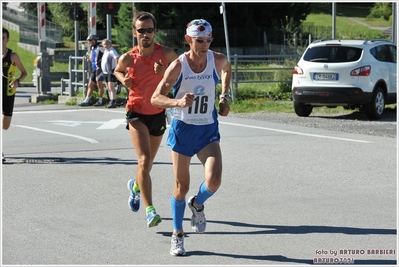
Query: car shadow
xmin=311 ymin=106 xmax=397 ymax=122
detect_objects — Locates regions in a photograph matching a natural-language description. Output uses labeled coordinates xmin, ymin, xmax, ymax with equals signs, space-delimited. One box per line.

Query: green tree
xmin=45 ymin=3 xmax=107 ymax=39
xmin=20 ymin=3 xmax=312 ymax=47
xmin=113 ymin=3 xmax=311 ymax=47
xmin=19 ymin=3 xmax=53 ymax=20
xmin=367 ymin=2 xmax=392 ymax=21
xmin=130 ymin=3 xmax=308 ymax=29
xmin=135 ymin=3 xmax=221 ymax=28
xmin=47 ymin=3 xmax=79 ymax=38
xmin=113 ymin=3 xmax=134 ymax=53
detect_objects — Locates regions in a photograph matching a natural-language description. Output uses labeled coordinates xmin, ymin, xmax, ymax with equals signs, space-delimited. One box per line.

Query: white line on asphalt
xmin=96 ymin=119 xmax=126 ymax=129
xmin=12 ymin=125 xmax=99 ymax=143
xmin=12 ymin=109 xmax=371 ymax=143
xmin=13 ymin=109 xmax=95 ymax=114
xmin=13 ymin=109 xmax=126 ymax=114
xmin=220 ymin=122 xmax=371 ymax=143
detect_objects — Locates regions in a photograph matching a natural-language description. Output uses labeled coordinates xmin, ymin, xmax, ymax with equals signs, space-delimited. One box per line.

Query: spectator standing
xmin=79 ymin=34 xmax=105 ymax=107
xmin=101 ymin=39 xmax=119 ymax=108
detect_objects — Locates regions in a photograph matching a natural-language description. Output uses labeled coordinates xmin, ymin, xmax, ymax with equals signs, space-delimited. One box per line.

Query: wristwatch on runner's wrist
xmin=219 ymin=93 xmax=230 ymax=101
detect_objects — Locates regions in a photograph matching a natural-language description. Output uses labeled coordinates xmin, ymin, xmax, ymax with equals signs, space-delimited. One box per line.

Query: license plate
xmin=313 ymin=73 xmax=339 ymax=81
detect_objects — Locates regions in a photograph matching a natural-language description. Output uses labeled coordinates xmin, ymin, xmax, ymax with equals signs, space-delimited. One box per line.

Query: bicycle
xmin=105 ymin=80 xmax=129 ymax=107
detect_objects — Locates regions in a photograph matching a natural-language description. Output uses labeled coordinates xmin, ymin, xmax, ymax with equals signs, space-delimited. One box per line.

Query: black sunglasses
xmin=195 ymin=38 xmax=213 ymax=44
xmin=136 ymin=28 xmax=155 ymax=34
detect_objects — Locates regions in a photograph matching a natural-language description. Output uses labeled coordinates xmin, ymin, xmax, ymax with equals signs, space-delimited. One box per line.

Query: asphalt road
xmin=2 ymin=89 xmax=397 ymax=265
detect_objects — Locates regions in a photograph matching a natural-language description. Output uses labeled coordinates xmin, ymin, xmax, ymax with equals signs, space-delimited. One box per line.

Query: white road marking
xmin=220 ymin=122 xmax=372 ymax=143
xmin=49 ymin=119 xmax=125 ymax=129
xmin=96 ymin=119 xmax=126 ymax=129
xmin=12 ymin=109 xmax=372 ymax=143
xmin=12 ymin=125 xmax=99 ymax=143
xmin=13 ymin=109 xmax=100 ymax=114
xmin=50 ymin=120 xmax=105 ymax=127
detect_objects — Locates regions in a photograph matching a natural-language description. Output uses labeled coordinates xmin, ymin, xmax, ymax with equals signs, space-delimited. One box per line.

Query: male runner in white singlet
xmin=151 ymin=19 xmax=232 ymax=256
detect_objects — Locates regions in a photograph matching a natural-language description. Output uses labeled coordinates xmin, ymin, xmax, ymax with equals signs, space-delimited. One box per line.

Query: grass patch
xmin=5 ymin=28 xmax=70 ymax=83
xmin=65 ymin=98 xmax=78 ymax=105
xmin=40 ymin=99 xmax=58 ymax=104
xmin=5 ymin=29 xmax=37 ymax=83
xmin=306 ymin=3 xmax=390 ymax=39
xmin=230 ymin=99 xmax=294 ymax=113
xmin=304 ymin=14 xmax=385 ymax=39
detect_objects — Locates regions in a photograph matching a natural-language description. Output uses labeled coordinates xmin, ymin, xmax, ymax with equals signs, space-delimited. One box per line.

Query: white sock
xmin=84 ymin=97 xmax=90 ymax=103
xmin=98 ymin=97 xmax=103 ymax=103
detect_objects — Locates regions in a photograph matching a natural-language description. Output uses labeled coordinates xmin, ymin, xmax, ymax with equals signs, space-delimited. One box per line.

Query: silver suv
xmin=291 ymin=39 xmax=396 ymax=120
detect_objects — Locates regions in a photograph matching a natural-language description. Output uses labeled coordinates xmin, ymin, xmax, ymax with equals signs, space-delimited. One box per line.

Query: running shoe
xmin=188 ymin=196 xmax=206 ymax=233
xmin=106 ymin=100 xmax=116 ymax=108
xmin=127 ymin=179 xmax=140 ymax=212
xmin=170 ymin=233 xmax=186 ymax=256
xmin=146 ymin=210 xmax=162 ymax=227
xmin=78 ymin=102 xmax=90 ymax=107
xmin=93 ymin=101 xmax=103 ymax=106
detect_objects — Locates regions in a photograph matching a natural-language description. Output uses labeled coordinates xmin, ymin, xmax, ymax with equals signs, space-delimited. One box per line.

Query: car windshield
xmin=303 ymin=46 xmax=362 ymax=63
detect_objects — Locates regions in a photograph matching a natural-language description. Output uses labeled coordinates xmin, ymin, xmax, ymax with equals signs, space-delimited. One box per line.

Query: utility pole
xmin=220 ymin=2 xmax=234 ymax=103
xmin=89 ymin=3 xmax=97 ymax=36
xmin=132 ymin=2 xmax=136 ymax=47
xmin=37 ymin=2 xmax=51 ymax=94
xmin=332 ymin=2 xmax=336 ymax=39
xmin=392 ymin=2 xmax=397 ymax=44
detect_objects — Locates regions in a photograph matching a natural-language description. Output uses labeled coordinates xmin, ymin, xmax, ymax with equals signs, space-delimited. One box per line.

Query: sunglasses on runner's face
xmin=136 ymin=28 xmax=155 ymax=34
xmin=195 ymin=38 xmax=213 ymax=44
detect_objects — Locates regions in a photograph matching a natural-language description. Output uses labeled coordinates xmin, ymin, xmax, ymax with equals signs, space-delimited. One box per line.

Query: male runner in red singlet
xmin=114 ymin=12 xmax=178 ymax=228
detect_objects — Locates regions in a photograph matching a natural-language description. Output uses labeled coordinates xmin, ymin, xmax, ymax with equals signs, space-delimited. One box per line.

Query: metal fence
xmin=229 ymin=54 xmax=301 ymax=102
xmin=2 ymin=5 xmax=63 ymax=49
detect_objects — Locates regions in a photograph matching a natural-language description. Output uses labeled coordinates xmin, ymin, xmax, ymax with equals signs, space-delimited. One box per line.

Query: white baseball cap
xmin=186 ymin=19 xmax=212 ymax=38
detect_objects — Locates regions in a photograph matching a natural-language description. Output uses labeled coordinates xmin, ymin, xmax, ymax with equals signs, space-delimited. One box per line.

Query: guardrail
xmin=61 ymin=55 xmax=89 ymax=96
xmin=229 ymin=54 xmax=300 ymax=102
xmin=32 ymin=70 xmax=69 ymax=87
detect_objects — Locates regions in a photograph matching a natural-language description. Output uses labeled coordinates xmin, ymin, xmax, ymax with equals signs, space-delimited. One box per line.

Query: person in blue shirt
xmin=79 ymin=34 xmax=105 ymax=106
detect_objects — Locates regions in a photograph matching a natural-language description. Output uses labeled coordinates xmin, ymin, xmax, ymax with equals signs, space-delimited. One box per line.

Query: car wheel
xmin=365 ymin=87 xmax=385 ymax=120
xmin=294 ymin=101 xmax=313 ymax=117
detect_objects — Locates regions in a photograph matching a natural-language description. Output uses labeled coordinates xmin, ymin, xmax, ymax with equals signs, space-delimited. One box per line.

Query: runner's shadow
xmin=188 ymin=252 xmax=314 ymax=264
xmin=2 ymin=156 xmax=171 ymax=166
xmin=158 ymin=220 xmax=396 ymax=264
xmin=160 ymin=218 xmax=396 ymax=236
xmin=2 ymin=156 xmax=201 ymax=166
xmin=185 ymin=252 xmax=396 ymax=264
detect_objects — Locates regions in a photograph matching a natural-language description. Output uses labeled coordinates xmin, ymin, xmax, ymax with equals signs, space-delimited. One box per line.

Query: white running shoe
xmin=188 ymin=196 xmax=206 ymax=234
xmin=170 ymin=233 xmax=186 ymax=256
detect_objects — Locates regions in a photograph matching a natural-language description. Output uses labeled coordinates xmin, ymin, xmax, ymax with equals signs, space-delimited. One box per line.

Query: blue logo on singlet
xmin=194 ymin=85 xmax=205 ymax=95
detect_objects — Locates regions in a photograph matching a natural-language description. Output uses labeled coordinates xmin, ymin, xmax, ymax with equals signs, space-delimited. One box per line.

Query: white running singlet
xmin=172 ymin=50 xmax=220 ymax=125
